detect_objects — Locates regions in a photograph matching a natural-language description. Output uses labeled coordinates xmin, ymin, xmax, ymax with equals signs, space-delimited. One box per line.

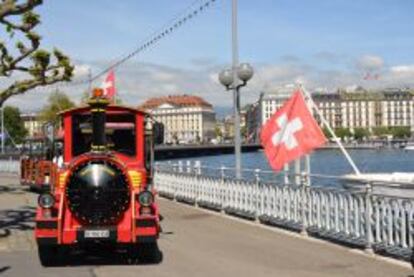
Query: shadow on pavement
xmin=43 ymin=247 xmax=164 ymax=267
xmin=0 ymin=185 xmax=24 ymax=195
xmin=0 ymin=206 xmax=35 ymax=237
xmin=0 ymin=184 xmax=35 ymax=195
xmin=0 ymin=266 xmax=11 ymax=274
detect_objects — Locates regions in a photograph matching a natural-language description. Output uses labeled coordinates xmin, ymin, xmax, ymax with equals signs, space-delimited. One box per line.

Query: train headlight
xmin=138 ymin=191 xmax=154 ymax=207
xmin=38 ymin=193 xmax=55 ymax=209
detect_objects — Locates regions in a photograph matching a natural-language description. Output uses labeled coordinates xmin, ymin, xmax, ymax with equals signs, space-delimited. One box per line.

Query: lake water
xmin=166 ymin=149 xmax=414 ymax=188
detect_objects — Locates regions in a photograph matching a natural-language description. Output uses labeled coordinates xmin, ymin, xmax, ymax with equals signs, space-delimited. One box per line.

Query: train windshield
xmin=72 ymin=112 xmax=136 ymax=157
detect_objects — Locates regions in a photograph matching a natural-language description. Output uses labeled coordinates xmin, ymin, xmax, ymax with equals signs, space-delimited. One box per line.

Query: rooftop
xmin=138 ymin=94 xmax=213 ymax=110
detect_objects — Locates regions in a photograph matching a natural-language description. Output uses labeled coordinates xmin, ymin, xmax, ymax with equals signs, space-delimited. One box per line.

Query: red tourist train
xmin=20 ymin=134 xmax=57 ymax=191
xmin=34 ymin=89 xmax=163 ymax=266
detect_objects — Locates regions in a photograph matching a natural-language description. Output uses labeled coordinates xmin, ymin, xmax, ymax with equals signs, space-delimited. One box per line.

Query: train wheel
xmin=135 ymin=242 xmax=162 ymax=264
xmin=38 ymin=245 xmax=59 ymax=267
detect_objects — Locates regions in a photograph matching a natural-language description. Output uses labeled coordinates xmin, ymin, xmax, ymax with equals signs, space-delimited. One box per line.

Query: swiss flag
xmin=260 ymin=90 xmax=326 ymax=171
xmin=102 ymin=70 xmax=116 ymax=100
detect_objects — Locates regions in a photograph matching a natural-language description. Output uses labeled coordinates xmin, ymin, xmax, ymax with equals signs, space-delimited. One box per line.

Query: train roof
xmin=58 ymin=104 xmax=147 ymax=117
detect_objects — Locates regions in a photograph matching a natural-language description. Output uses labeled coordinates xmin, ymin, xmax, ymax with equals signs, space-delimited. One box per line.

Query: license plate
xmin=84 ymin=230 xmax=110 ymax=238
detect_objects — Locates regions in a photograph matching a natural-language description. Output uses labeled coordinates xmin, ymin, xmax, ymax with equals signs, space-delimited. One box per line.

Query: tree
xmin=0 ymin=0 xmax=73 ymax=106
xmin=334 ymin=127 xmax=352 ymax=140
xmin=214 ymin=125 xmax=222 ymax=138
xmin=372 ymin=126 xmax=390 ymax=137
xmin=241 ymin=126 xmax=247 ymax=139
xmin=39 ymin=91 xmax=75 ymax=125
xmin=4 ymin=105 xmax=27 ymax=144
xmin=390 ymin=126 xmax=411 ymax=139
xmin=353 ymin=127 xmax=370 ymax=141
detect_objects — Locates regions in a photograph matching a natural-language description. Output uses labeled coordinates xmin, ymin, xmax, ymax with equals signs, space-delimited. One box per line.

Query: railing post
xmin=304 ymin=155 xmax=311 ymax=186
xmin=254 ymin=168 xmax=261 ymax=222
xmin=294 ymin=159 xmax=301 ymax=186
xmin=220 ymin=165 xmax=226 ymax=214
xmin=365 ymin=182 xmax=374 ymax=254
xmin=220 ymin=166 xmax=226 ymax=180
xmin=284 ymin=163 xmax=289 ymax=185
xmin=300 ymin=183 xmax=309 ymax=236
xmin=186 ymin=160 xmax=192 ymax=174
xmin=194 ymin=160 xmax=201 ymax=175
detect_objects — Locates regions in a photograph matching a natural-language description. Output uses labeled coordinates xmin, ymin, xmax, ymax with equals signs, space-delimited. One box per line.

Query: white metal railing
xmin=0 ymin=158 xmax=19 ymax=173
xmin=154 ymin=161 xmax=414 ymax=261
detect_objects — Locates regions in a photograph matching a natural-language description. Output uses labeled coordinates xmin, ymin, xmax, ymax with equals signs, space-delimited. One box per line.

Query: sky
xmin=4 ymin=0 xmax=414 ymax=114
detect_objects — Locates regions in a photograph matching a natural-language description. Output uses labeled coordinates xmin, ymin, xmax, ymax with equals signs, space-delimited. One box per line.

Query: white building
xmin=246 ymin=87 xmax=414 ymax=141
xmin=313 ymin=88 xmax=414 ymax=133
xmin=21 ymin=112 xmax=43 ymax=137
xmin=139 ymin=95 xmax=216 ymax=144
xmin=260 ymin=86 xmax=294 ymax=124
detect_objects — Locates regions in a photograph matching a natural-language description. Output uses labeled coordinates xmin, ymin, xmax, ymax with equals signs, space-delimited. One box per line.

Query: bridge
xmin=0 ymin=162 xmax=413 ymax=276
xmin=0 ymin=139 xmax=407 ymax=162
xmin=154 ymin=143 xmax=261 ymax=160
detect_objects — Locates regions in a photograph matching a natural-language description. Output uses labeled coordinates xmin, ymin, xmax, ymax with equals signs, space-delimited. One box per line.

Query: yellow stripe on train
xmin=128 ymin=170 xmax=142 ymax=188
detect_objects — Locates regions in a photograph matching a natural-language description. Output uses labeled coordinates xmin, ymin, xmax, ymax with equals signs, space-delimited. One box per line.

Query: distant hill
xmin=214 ymin=106 xmax=232 ymax=119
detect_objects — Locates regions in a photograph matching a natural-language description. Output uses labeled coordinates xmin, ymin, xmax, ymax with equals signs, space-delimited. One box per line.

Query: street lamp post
xmin=219 ymin=63 xmax=254 ymax=179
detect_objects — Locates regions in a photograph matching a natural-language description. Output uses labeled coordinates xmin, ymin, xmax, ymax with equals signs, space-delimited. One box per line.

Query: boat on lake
xmin=404 ymin=143 xmax=414 ymax=151
xmin=341 ymin=172 xmax=414 ymax=198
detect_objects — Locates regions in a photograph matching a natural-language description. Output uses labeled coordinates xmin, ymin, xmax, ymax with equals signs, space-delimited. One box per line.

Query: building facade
xmin=246 ymin=87 xmax=414 ymax=142
xmin=313 ymin=88 xmax=414 ymax=133
xmin=139 ymin=95 xmax=216 ymax=144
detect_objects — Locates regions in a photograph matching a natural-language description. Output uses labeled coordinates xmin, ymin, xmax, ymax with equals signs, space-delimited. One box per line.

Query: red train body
xmin=34 ymin=93 xmax=163 ymax=266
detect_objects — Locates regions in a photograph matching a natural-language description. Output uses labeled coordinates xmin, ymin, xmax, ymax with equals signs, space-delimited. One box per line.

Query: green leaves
xmin=0 ymin=1 xmax=74 ymax=105
xmin=32 ymin=49 xmax=50 ymax=68
xmin=22 ymin=11 xmax=40 ymax=29
xmin=39 ymin=91 xmax=75 ymax=126
xmin=3 ymin=106 xmax=28 ymax=144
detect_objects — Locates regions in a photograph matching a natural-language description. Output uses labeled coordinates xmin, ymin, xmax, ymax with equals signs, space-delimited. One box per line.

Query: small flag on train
xmin=260 ymin=89 xmax=326 ymax=171
xmin=101 ymin=70 xmax=116 ymax=101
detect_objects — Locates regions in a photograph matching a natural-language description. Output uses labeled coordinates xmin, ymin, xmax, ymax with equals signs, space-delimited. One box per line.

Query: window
xmin=72 ymin=112 xmax=136 ymax=157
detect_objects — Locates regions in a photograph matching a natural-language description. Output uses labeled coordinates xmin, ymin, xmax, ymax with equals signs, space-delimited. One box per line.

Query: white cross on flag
xmin=260 ymin=90 xmax=326 ymax=171
xmin=101 ymin=70 xmax=116 ymax=101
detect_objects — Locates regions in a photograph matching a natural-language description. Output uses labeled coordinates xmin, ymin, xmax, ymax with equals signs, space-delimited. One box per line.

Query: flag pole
xmin=299 ymin=85 xmax=361 ymax=175
xmin=113 ymin=68 xmax=117 ymax=104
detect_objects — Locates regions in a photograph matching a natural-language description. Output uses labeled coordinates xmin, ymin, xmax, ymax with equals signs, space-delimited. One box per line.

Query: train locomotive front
xmin=66 ymin=159 xmax=130 ymax=226
xmin=34 ymin=90 xmax=163 ymax=266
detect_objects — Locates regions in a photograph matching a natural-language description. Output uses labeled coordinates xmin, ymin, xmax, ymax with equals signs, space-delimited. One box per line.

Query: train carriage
xmin=34 ymin=89 xmax=163 ymax=266
xmin=20 ymin=136 xmax=56 ymax=191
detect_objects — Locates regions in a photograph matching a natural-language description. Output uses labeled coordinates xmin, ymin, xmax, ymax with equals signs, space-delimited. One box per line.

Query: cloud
xmin=356 ymin=55 xmax=384 ymax=71
xmin=72 ymin=64 xmax=91 ymax=79
xmin=5 ymin=53 xmax=414 ymax=113
xmin=313 ymin=51 xmax=347 ymax=64
xmin=389 ymin=65 xmax=414 ymax=75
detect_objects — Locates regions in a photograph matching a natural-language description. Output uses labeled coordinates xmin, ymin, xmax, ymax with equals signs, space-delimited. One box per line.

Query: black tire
xmin=38 ymin=245 xmax=59 ymax=267
xmin=136 ymin=242 xmax=162 ymax=264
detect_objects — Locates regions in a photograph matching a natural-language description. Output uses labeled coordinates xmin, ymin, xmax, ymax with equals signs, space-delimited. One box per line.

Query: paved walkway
xmin=0 ymin=174 xmax=412 ymax=277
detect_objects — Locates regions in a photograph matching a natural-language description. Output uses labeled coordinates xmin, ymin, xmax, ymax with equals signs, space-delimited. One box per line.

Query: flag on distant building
xmin=101 ymin=70 xmax=116 ymax=101
xmin=260 ymin=90 xmax=326 ymax=171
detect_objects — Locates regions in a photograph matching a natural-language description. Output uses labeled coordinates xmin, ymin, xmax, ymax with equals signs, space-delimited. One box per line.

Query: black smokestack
xmin=88 ymin=90 xmax=110 ymax=152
